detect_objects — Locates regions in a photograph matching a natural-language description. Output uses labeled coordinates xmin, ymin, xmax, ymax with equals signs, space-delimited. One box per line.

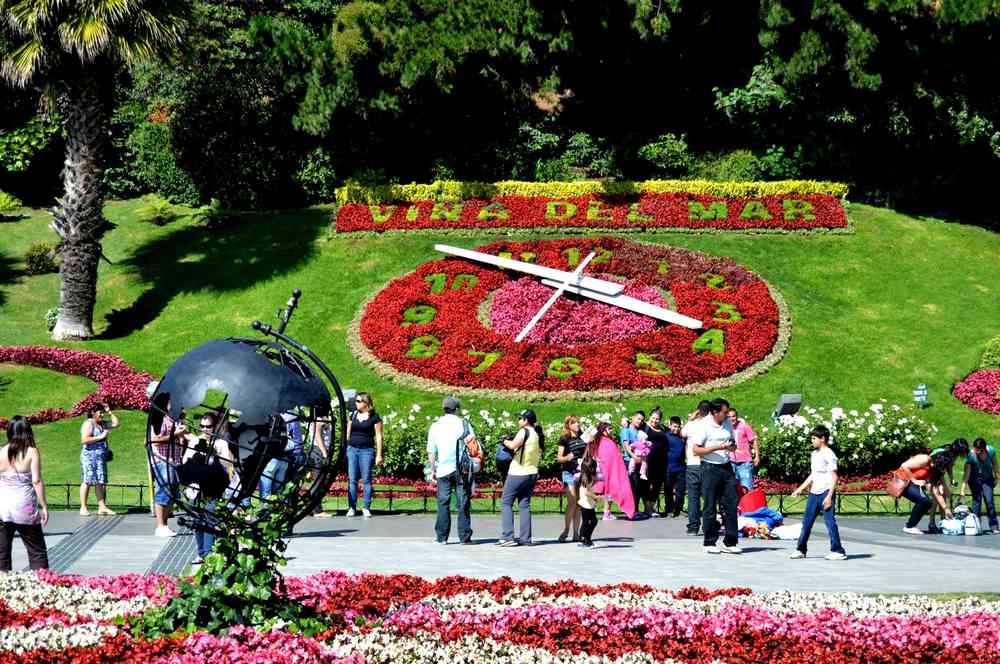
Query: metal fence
xmin=47 ymin=482 xmax=999 ymax=515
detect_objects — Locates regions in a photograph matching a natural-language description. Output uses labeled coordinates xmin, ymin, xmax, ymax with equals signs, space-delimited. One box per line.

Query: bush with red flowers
xmin=350 ymin=237 xmax=790 ymax=399
xmin=0 ymin=346 xmax=153 ymax=428
xmin=336 ymin=191 xmax=849 ymax=234
xmin=953 ymin=369 xmax=1000 ymax=415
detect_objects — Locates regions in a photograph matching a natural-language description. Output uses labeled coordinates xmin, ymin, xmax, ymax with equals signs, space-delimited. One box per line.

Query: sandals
xmin=97 ymin=509 xmax=115 ymax=516
xmin=557 ymin=532 xmax=568 ymax=543
xmin=496 ymin=539 xmax=519 ymax=547
xmin=314 ymin=511 xmax=333 ymax=519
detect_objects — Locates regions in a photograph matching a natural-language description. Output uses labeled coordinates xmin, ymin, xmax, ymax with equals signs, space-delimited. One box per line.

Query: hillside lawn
xmin=0 ymin=199 xmax=998 ymax=493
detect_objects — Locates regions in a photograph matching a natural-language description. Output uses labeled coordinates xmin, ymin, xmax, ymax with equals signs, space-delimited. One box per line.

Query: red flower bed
xmin=0 ymin=346 xmax=153 ymax=428
xmin=953 ymin=369 xmax=1000 ymax=415
xmin=336 ymin=192 xmax=848 ymax=233
xmin=356 ymin=237 xmax=784 ymax=394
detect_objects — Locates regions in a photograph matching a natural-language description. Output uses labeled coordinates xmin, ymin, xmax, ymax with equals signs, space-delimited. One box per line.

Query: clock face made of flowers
xmin=351 ymin=237 xmax=790 ymax=399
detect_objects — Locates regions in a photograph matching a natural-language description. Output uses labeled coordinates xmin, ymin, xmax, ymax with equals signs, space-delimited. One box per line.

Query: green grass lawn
xmin=0 ymin=199 xmax=998 ymax=489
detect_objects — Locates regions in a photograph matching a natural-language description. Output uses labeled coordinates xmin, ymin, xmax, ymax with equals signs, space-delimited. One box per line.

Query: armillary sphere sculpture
xmin=145 ymin=289 xmax=348 ymax=538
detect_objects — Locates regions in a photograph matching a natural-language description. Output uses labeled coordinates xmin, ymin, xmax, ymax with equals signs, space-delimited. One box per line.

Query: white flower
xmin=479 ymin=410 xmax=490 ymax=418
xmin=849 ymin=409 xmax=859 ymax=417
xmin=399 ymin=422 xmax=408 ymax=430
xmin=891 ymin=404 xmax=901 ymax=411
xmin=898 ymin=418 xmax=908 ymax=425
xmin=411 ymin=404 xmax=422 ymax=412
xmin=830 ymin=407 xmax=845 ymax=420
xmin=870 ymin=404 xmax=883 ymax=413
xmin=868 ymin=425 xmax=875 ymax=435
xmin=906 ymin=434 xmax=914 ymax=441
xmin=408 ymin=415 xmax=415 ymax=421
xmin=848 ymin=433 xmax=856 ymax=439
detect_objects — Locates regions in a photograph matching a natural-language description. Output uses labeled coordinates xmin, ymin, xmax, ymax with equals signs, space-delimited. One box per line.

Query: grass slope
xmin=0 ymin=200 xmax=998 ymax=490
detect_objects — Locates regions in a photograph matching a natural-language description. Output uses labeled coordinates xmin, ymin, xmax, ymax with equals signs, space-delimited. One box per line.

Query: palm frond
xmin=58 ymin=16 xmax=112 ymax=62
xmin=0 ymin=38 xmax=48 ymax=86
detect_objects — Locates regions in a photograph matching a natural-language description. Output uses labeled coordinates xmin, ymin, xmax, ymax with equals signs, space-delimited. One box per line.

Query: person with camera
xmin=181 ymin=412 xmax=234 ymax=564
xmin=556 ymin=415 xmax=587 ymax=542
xmin=690 ymin=398 xmax=741 ymax=554
xmin=148 ymin=399 xmax=186 ymax=537
xmin=427 ymin=396 xmax=478 ymax=544
xmin=497 ymin=409 xmax=544 ymax=547
xmin=79 ymin=404 xmax=118 ymax=516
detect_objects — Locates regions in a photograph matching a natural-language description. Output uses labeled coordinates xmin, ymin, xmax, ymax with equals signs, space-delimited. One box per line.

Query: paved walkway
xmin=11 ymin=511 xmax=1000 ymax=593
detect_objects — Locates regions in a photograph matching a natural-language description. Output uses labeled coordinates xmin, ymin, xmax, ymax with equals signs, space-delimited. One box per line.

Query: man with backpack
xmin=427 ymin=396 xmax=480 ymax=544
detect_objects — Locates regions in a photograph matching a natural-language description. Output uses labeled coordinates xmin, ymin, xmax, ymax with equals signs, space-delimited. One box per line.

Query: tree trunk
xmin=51 ymin=73 xmax=109 ymax=341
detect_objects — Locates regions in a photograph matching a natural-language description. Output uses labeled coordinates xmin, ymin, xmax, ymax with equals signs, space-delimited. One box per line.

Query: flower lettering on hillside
xmin=337 ymin=192 xmax=848 ymax=233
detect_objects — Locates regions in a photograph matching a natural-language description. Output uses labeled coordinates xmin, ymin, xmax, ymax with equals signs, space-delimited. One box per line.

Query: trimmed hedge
xmin=334 ymin=178 xmax=850 ymax=204
xmin=981 ymin=334 xmax=1000 ymax=369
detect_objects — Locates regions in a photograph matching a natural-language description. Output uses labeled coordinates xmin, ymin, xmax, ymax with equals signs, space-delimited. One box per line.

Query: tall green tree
xmin=0 ymin=0 xmax=188 ymax=340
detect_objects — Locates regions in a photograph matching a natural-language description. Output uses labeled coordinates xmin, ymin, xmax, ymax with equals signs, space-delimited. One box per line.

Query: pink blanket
xmin=592 ymin=435 xmax=635 ymax=518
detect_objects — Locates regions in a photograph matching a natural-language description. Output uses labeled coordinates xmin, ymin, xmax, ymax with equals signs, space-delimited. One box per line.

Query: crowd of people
xmin=0 ymin=393 xmax=996 ymax=569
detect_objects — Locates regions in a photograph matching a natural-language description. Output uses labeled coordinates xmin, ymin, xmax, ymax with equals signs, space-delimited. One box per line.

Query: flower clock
xmin=351 ymin=237 xmax=790 ymax=399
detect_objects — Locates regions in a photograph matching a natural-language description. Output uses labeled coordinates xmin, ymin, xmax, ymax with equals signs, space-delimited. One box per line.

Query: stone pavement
xmin=10 ymin=510 xmax=1000 ymax=594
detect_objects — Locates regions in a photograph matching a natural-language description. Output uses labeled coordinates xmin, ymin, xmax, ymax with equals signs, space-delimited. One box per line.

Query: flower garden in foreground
xmin=3 ymin=570 xmax=1000 ymax=663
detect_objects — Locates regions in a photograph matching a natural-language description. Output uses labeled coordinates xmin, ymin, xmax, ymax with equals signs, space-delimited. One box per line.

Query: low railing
xmin=44 ymin=482 xmax=998 ymax=516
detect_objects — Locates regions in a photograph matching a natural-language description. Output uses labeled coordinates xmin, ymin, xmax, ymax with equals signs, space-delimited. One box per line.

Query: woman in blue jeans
xmin=897 ymin=451 xmax=953 ymax=534
xmin=961 ymin=438 xmax=999 ymax=534
xmin=345 ymin=392 xmax=383 ymax=518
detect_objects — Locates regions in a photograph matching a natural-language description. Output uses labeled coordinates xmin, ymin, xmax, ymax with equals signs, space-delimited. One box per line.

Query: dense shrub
xmin=758 ymin=403 xmax=937 ymax=482
xmin=638 ymin=133 xmax=692 ymax=176
xmin=981 ymin=335 xmax=1000 ymax=369
xmin=691 ymin=149 xmax=764 ymax=181
xmin=125 ymin=122 xmax=201 ymax=206
xmin=0 ymin=190 xmax=22 ymax=215
xmin=24 ymin=243 xmax=57 ymax=275
xmin=294 ymin=148 xmax=338 ymax=203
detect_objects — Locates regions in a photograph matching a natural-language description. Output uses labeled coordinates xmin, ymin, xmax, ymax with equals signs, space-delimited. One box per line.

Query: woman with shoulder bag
xmin=497 ymin=409 xmax=544 ymax=547
xmin=895 ymin=451 xmax=954 ymax=535
xmin=344 ymin=392 xmax=383 ymax=519
xmin=79 ymin=404 xmax=118 ymax=516
xmin=556 ymin=415 xmax=586 ymax=542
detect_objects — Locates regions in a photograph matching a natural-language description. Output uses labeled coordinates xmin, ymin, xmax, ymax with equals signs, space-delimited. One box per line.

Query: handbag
xmin=102 ymin=447 xmax=114 ymax=463
xmin=886 ymin=470 xmax=908 ymax=498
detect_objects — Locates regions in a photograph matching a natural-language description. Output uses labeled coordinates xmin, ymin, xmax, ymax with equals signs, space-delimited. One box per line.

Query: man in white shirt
xmin=691 ymin=398 xmax=741 ymax=554
xmin=681 ymin=400 xmax=710 ymax=536
xmin=427 ymin=396 xmax=477 ymax=544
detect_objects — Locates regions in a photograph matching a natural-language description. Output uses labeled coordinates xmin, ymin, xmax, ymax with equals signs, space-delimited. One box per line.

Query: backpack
xmin=495 ymin=429 xmax=527 ymax=477
xmin=456 ymin=419 xmax=480 ymax=479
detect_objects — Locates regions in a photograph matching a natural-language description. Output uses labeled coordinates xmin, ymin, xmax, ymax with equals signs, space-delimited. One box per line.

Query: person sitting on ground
xmin=0 ymin=417 xmax=49 ymax=571
xmin=897 ymin=449 xmax=954 ymax=535
xmin=960 ymin=437 xmax=999 ymax=534
xmin=789 ymin=425 xmax=847 ymax=561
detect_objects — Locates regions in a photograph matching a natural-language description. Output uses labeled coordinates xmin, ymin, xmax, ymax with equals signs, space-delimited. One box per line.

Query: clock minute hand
xmin=434 ymin=244 xmax=624 ymax=296
xmin=539 ymin=278 xmax=703 ymax=329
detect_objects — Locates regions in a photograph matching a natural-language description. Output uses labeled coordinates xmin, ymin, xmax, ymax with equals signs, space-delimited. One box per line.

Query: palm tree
xmin=0 ymin=1 xmax=187 ymax=340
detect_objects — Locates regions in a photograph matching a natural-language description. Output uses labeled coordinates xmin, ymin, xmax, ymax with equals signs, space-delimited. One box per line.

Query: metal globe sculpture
xmin=145 ymin=290 xmax=347 ymax=536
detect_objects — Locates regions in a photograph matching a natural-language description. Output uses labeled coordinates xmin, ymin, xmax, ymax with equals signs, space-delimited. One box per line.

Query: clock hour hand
xmin=434 ymin=244 xmax=624 ymax=296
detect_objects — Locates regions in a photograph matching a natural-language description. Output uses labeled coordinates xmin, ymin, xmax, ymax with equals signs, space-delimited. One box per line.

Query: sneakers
xmin=902 ymin=526 xmax=924 ymax=535
xmin=154 ymin=526 xmax=177 ymax=538
xmin=789 ymin=550 xmax=805 ymax=559
xmin=362 ymin=508 xmax=372 ymax=519
xmin=345 ymin=508 xmax=356 ymax=517
xmin=704 ymin=545 xmax=721 ymax=554
xmin=825 ymin=552 xmax=848 ymax=561
xmin=650 ymin=512 xmax=662 ymax=519
xmin=602 ymin=512 xmax=616 ymax=521
xmin=719 ymin=544 xmax=742 ymax=555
